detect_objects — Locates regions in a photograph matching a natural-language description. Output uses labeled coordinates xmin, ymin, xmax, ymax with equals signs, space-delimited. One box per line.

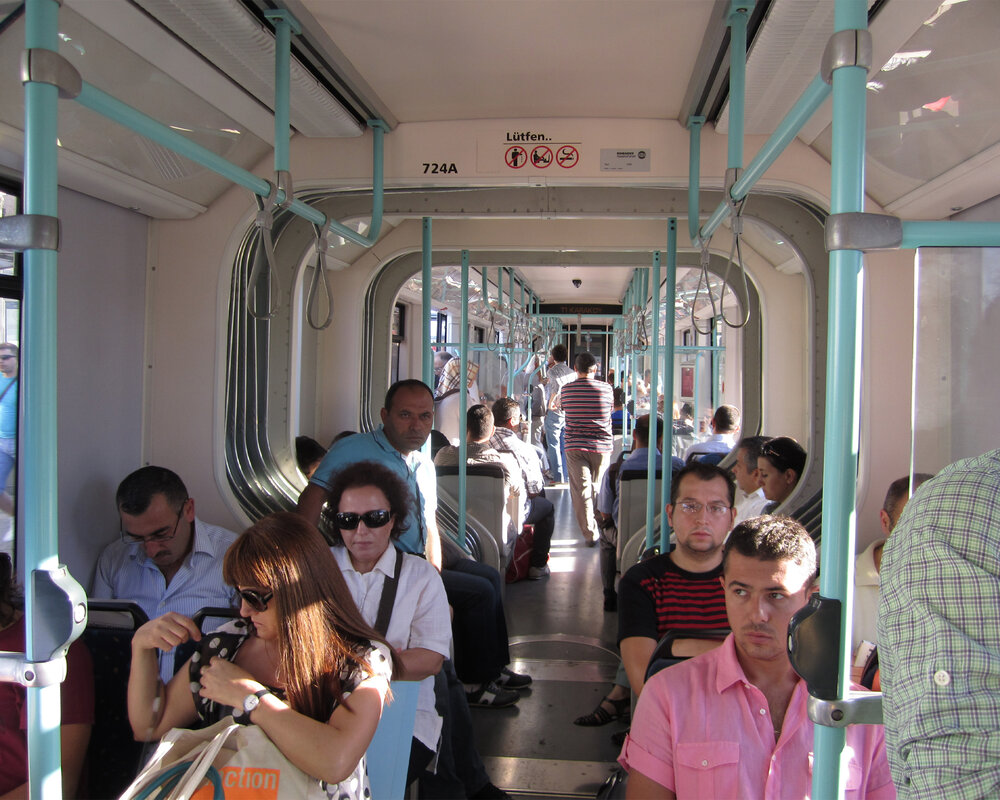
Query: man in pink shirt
xmin=620 ymin=515 xmax=895 ymax=799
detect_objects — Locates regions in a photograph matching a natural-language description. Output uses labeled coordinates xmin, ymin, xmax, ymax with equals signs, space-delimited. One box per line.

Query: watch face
xmin=244 ymin=693 xmax=261 ymax=714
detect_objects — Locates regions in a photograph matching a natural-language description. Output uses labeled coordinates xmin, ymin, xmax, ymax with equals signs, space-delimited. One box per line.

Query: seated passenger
xmin=91 ymin=466 xmax=238 ymax=681
xmin=757 ymin=436 xmax=807 ymax=512
xmin=434 ymin=404 xmax=527 ymax=546
xmin=0 ymin=552 xmax=94 ymax=798
xmin=853 ymin=472 xmax=933 ymax=660
xmin=295 ymin=435 xmax=327 ymax=479
xmin=127 ymin=513 xmax=393 ymax=798
xmin=297 ymin=381 xmax=530 ymax=711
xmin=489 ymin=397 xmax=556 ymax=578
xmin=575 ymin=463 xmax=734 ymax=727
xmin=620 ymin=516 xmax=894 ymax=799
xmin=327 ymin=461 xmax=509 ymax=799
xmin=610 ymin=386 xmax=630 ymax=433
xmin=730 ymin=435 xmax=772 ymax=526
xmin=683 ymin=404 xmax=740 ymax=464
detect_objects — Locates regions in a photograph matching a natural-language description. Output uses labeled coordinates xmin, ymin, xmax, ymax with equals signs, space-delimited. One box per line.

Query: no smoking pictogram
xmin=531 ymin=145 xmax=553 ymax=168
xmin=505 ymin=146 xmax=527 ymax=169
xmin=557 ymin=145 xmax=579 ymax=168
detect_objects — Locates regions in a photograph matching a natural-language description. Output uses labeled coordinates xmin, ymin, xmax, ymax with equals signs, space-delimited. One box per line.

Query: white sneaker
xmin=528 ymin=565 xmax=550 ymax=579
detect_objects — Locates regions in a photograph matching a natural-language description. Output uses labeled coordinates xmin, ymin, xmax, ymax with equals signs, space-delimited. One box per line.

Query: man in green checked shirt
xmin=878 ymin=449 xmax=1000 ymax=799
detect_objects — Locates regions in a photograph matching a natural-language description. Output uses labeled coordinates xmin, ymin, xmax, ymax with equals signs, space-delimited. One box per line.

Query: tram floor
xmin=471 ymin=486 xmax=626 ymax=799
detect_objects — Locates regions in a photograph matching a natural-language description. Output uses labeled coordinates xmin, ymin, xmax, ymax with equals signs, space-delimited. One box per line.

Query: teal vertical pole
xmin=645 ymin=253 xmax=662 ymax=551
xmin=508 ymin=269 xmax=515 ymax=391
xmin=23 ymin=1 xmax=63 ymax=797
xmin=661 ymin=221 xmax=678 ymax=552
xmin=688 ymin=118 xmax=706 ymax=245
xmin=814 ymin=0 xmax=867 ymax=797
xmin=457 ymin=251 xmax=470 ymax=547
xmin=263 ymin=10 xmax=301 ymax=173
xmin=712 ymin=324 xmax=721 ymax=409
xmin=727 ymin=2 xmax=752 ymax=172
xmin=421 ymin=219 xmax=433 ymax=390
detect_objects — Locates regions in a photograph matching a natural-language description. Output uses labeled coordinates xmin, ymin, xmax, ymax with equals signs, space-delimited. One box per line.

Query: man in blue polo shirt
xmin=92 ymin=466 xmax=238 ymax=681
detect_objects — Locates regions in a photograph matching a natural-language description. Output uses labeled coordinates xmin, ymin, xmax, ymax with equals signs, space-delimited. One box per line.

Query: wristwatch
xmin=233 ymin=689 xmax=270 ymax=725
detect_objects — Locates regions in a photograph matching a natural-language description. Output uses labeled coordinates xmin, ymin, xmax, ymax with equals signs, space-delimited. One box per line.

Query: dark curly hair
xmin=326 ymin=461 xmax=413 ymax=545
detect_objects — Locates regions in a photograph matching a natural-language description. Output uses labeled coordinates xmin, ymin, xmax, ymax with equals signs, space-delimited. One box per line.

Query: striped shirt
xmin=878 ymin=449 xmax=1000 ymax=799
xmin=561 ymin=377 xmax=613 ymax=453
xmin=618 ymin=553 xmax=727 ymax=644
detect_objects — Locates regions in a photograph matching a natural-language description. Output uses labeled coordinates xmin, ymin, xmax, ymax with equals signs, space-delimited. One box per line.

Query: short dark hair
xmin=574 ymin=351 xmax=597 ymax=373
xmin=466 ymin=404 xmax=494 ymax=441
xmin=384 ymin=379 xmax=433 ymax=412
xmin=736 ymin=435 xmax=772 ymax=471
xmin=613 ymin=387 xmax=626 ymax=407
xmin=722 ymin=515 xmax=817 ymax=584
xmin=883 ymin=472 xmax=934 ymax=524
xmin=116 ymin=466 xmax=188 ymax=516
xmin=492 ymin=396 xmax=520 ymax=427
xmin=759 ymin=436 xmax=807 ymax=478
xmin=550 ymin=344 xmax=568 ymax=363
xmin=326 ymin=460 xmax=412 ymax=546
xmin=670 ymin=462 xmax=736 ymax=507
xmin=0 ymin=343 xmax=17 ymax=357
xmin=295 ymin=436 xmax=327 ymax=473
xmin=712 ymin=404 xmax=740 ymax=433
xmin=633 ymin=414 xmax=663 ymax=447
xmin=680 ymin=402 xmax=694 ymax=419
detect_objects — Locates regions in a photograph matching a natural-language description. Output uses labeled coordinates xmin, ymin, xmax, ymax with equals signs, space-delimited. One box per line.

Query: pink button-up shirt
xmin=619 ymin=635 xmax=896 ymax=799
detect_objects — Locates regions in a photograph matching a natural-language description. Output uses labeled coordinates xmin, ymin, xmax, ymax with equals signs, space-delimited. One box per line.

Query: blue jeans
xmin=543 ymin=411 xmax=566 ymax=481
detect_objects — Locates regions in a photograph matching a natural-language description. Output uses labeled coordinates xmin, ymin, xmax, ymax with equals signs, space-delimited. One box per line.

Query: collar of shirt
xmin=333 ymin=541 xmax=397 ymax=579
xmin=466 ymin=441 xmax=497 ymax=457
xmin=128 ymin=517 xmax=214 ymax=566
xmin=855 ymin=539 xmax=884 ymax=587
xmin=739 ymin=487 xmax=765 ymax=502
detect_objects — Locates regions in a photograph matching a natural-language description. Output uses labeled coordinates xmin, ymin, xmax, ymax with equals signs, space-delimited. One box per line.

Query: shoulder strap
xmin=0 ymin=379 xmax=15 ymax=404
xmin=373 ymin=548 xmax=404 ymax=636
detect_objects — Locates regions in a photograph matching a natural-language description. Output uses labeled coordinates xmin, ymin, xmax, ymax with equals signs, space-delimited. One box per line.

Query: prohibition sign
xmin=531 ymin=145 xmax=553 ymax=168
xmin=557 ymin=145 xmax=579 ymax=168
xmin=505 ymin=145 xmax=527 ymax=169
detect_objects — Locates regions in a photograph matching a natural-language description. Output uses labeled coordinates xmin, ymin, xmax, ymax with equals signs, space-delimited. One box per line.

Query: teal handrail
xmin=661 ymin=220 xmax=678 ymax=552
xmin=645 ymin=252 xmax=662 ymax=551
xmin=421 ymin=218 xmax=433 ymax=391
xmin=457 ymin=250 xmax=470 ymax=546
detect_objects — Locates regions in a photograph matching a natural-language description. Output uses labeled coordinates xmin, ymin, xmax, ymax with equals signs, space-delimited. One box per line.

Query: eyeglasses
xmin=334 ymin=509 xmax=392 ymax=530
xmin=676 ymin=501 xmax=731 ymax=517
xmin=237 ymin=588 xmax=273 ymax=613
xmin=121 ymin=501 xmax=188 ymax=545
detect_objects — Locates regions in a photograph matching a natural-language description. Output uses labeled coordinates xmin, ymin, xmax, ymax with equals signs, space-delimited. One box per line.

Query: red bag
xmin=505 ymin=525 xmax=535 ymax=583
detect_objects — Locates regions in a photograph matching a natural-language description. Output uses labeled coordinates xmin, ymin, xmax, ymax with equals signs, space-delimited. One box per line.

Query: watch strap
xmin=233 ymin=688 xmax=270 ymax=725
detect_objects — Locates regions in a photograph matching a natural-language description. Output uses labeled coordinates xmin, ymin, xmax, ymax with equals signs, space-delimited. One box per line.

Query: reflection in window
xmin=0 ymin=184 xmax=21 ymax=561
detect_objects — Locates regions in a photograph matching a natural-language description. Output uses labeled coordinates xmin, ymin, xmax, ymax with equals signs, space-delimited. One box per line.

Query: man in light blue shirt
xmin=0 ymin=343 xmax=18 ymax=517
xmin=91 ymin=466 xmax=238 ymax=681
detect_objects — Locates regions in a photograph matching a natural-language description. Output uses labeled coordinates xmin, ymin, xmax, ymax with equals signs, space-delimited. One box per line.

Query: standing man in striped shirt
xmin=561 ymin=352 xmax=614 ymax=547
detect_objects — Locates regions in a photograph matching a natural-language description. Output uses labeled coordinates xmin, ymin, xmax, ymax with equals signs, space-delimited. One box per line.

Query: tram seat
xmin=791 ymin=489 xmax=823 ymax=545
xmin=687 ymin=451 xmax=726 ymax=466
xmin=436 ymin=464 xmax=514 ymax=563
xmin=82 ymin=600 xmax=149 ymax=800
xmin=644 ymin=628 xmax=730 ymax=682
xmin=366 ymin=680 xmax=420 ymax=800
xmin=616 ymin=472 xmax=662 ymax=566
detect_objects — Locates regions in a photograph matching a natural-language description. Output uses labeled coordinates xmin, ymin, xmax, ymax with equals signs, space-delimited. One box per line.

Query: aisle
xmin=471 ymin=486 xmax=626 ymax=798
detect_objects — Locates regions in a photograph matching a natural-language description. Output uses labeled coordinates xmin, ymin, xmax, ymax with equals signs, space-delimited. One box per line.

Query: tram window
xmin=0 ymin=181 xmax=22 ymax=564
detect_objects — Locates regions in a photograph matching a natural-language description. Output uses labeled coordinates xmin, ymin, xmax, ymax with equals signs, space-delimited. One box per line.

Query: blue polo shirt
xmin=309 ymin=426 xmax=437 ymax=556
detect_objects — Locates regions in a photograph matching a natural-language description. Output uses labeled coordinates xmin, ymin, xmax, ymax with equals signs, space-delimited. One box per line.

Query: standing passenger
xmin=542 ymin=344 xmax=576 ymax=484
xmin=561 ymin=352 xmax=614 ymax=547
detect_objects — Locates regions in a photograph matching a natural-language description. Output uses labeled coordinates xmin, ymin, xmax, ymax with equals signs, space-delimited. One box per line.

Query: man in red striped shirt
xmin=561 ymin=352 xmax=614 ymax=546
xmin=618 ymin=462 xmax=737 ymax=696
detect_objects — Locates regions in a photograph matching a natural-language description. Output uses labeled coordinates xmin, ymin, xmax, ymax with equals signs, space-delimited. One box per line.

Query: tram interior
xmin=0 ymin=0 xmax=999 ymax=797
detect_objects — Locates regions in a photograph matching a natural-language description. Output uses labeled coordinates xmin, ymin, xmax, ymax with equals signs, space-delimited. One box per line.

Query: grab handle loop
xmin=307 ymin=221 xmax=335 ymax=331
xmin=691 ymin=245 xmax=718 ymax=336
xmin=247 ymin=180 xmax=283 ymax=320
xmin=719 ymin=173 xmax=752 ymax=329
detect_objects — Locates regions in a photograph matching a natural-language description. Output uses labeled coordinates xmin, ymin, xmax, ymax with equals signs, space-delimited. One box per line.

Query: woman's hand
xmin=197 ymin=656 xmax=264 ymax=709
xmin=132 ymin=612 xmax=201 ymax=654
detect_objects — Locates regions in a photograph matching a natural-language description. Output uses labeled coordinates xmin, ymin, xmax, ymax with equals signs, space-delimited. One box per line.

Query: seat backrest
xmin=82 ymin=600 xmax=150 ymax=800
xmin=644 ymin=628 xmax=730 ymax=682
xmin=617 ymin=472 xmax=662 ymax=563
xmin=366 ymin=680 xmax=420 ymax=799
xmin=691 ymin=451 xmax=726 ymax=466
xmin=172 ymin=606 xmax=243 ymax=676
xmin=436 ymin=464 xmax=512 ymax=560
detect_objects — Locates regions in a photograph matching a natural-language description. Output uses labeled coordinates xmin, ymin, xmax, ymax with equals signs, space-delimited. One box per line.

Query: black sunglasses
xmin=237 ymin=588 xmax=273 ymax=613
xmin=334 ymin=509 xmax=392 ymax=530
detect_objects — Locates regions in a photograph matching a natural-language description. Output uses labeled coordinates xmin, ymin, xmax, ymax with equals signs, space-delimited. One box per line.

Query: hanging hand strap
xmin=307 ymin=221 xmax=336 ymax=330
xmin=719 ymin=196 xmax=752 ymax=329
xmin=691 ymin=244 xmax=718 ymax=335
xmin=247 ymin=180 xmax=283 ymax=320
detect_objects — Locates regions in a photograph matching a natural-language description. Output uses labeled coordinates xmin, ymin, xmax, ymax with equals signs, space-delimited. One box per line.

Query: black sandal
xmin=573 ymin=694 xmax=631 ymax=726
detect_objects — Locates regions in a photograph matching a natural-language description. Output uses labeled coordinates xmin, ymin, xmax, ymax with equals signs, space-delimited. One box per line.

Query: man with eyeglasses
xmin=575 ymin=463 xmax=735 ymax=730
xmin=92 ymin=466 xmax=238 ymax=681
xmin=0 ymin=343 xmax=18 ymax=517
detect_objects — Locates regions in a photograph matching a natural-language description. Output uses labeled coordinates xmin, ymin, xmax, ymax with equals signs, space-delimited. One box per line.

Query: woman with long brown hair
xmin=127 ymin=512 xmax=395 ymax=798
